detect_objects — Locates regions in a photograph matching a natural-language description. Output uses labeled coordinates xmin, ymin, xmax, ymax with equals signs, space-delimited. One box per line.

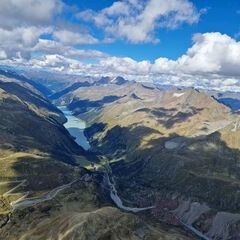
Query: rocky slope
xmin=55 ymin=79 xmax=240 ymax=239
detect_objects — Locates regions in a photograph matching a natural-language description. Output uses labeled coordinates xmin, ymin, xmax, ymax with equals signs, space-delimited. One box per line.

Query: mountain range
xmin=0 ymin=69 xmax=195 ymax=240
xmin=0 ymin=68 xmax=240 ymax=239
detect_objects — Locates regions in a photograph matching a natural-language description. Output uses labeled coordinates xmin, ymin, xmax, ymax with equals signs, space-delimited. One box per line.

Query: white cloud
xmin=0 ymin=0 xmax=239 ymax=92
xmin=34 ymin=39 xmax=107 ymax=59
xmin=152 ymin=32 xmax=240 ymax=77
xmin=0 ymin=0 xmax=62 ymax=29
xmin=0 ymin=50 xmax=7 ymax=60
xmin=178 ymin=32 xmax=240 ymax=75
xmin=97 ymin=57 xmax=151 ymax=75
xmin=10 ymin=32 xmax=239 ymax=92
xmin=0 ymin=0 xmax=59 ymax=59
xmin=0 ymin=0 xmax=99 ymax=60
xmin=30 ymin=54 xmax=84 ymax=72
xmin=149 ymin=32 xmax=240 ymax=91
xmin=0 ymin=27 xmax=103 ymax=59
xmin=78 ymin=0 xmax=200 ymax=43
xmin=53 ymin=30 xmax=99 ymax=45
xmin=0 ymin=27 xmax=51 ymax=59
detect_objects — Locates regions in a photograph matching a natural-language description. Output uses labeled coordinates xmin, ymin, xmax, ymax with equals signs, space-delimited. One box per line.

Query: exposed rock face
xmin=95 ymin=76 xmax=128 ymax=86
xmin=111 ymin=76 xmax=128 ymax=85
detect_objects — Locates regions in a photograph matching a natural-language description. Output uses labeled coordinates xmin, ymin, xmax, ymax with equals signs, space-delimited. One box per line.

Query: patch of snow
xmin=173 ymin=92 xmax=185 ymax=97
xmin=165 ymin=141 xmax=179 ymax=149
xmin=165 ymin=137 xmax=185 ymax=150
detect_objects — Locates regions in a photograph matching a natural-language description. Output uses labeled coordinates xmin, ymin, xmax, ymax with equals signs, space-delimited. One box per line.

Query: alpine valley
xmin=0 ymin=67 xmax=240 ymax=240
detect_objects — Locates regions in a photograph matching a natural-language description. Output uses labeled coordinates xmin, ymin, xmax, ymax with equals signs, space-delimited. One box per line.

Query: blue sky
xmin=60 ymin=0 xmax=240 ymax=61
xmin=0 ymin=0 xmax=240 ymax=91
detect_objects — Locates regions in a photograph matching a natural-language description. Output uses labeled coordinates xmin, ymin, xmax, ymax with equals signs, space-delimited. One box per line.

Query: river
xmin=105 ymin=172 xmax=155 ymax=213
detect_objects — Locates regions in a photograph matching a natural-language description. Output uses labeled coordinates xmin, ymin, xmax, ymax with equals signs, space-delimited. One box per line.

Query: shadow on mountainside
xmin=89 ymin=123 xmax=240 ymax=212
xmin=0 ymin=81 xmax=60 ymax=114
xmin=135 ymin=107 xmax=204 ymax=128
xmin=68 ymin=95 xmax=125 ymax=115
xmin=218 ymin=98 xmax=240 ymax=111
xmin=0 ymin=101 xmax=98 ymax=204
xmin=49 ymin=81 xmax=92 ymax=100
xmin=0 ymin=69 xmax=52 ymax=96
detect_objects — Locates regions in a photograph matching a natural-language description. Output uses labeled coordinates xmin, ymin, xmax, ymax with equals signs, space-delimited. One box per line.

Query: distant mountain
xmin=21 ymin=69 xmax=97 ymax=93
xmin=50 ymin=81 xmax=91 ymax=100
xmin=95 ymin=76 xmax=129 ymax=86
xmin=200 ymin=89 xmax=240 ymax=111
xmin=0 ymin=67 xmax=52 ymax=96
xmin=51 ymin=76 xmax=129 ymax=105
xmin=111 ymin=76 xmax=128 ymax=85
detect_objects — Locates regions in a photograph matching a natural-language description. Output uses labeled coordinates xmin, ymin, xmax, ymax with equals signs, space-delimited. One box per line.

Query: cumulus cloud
xmin=0 ymin=0 xmax=101 ymax=59
xmin=97 ymin=57 xmax=151 ymax=75
xmin=0 ymin=0 xmax=62 ymax=29
xmin=0 ymin=0 xmax=239 ymax=92
xmin=153 ymin=32 xmax=240 ymax=76
xmin=10 ymin=32 xmax=239 ymax=92
xmin=0 ymin=27 xmax=104 ymax=60
xmin=0 ymin=27 xmax=52 ymax=59
xmin=53 ymin=30 xmax=99 ymax=45
xmin=78 ymin=0 xmax=200 ymax=43
xmin=34 ymin=39 xmax=107 ymax=59
xmin=0 ymin=50 xmax=7 ymax=60
xmin=0 ymin=0 xmax=58 ymax=59
xmin=29 ymin=54 xmax=84 ymax=72
xmin=150 ymin=32 xmax=240 ymax=91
